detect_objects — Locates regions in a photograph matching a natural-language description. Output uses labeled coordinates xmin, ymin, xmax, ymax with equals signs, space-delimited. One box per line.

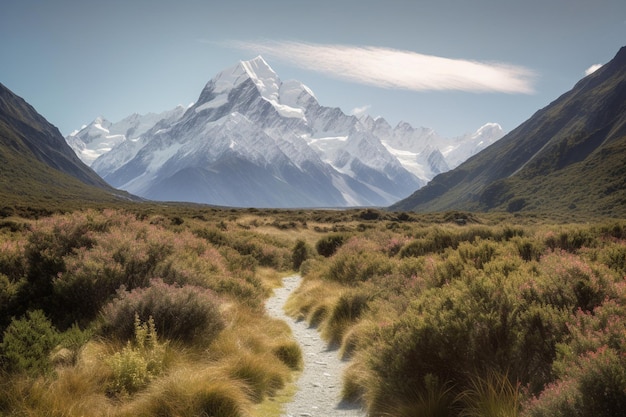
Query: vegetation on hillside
xmin=1 ymin=206 xmax=625 ymax=416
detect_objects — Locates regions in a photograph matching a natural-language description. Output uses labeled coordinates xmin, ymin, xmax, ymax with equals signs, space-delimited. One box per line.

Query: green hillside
xmin=391 ymin=46 xmax=626 ymax=219
xmin=0 ymin=83 xmax=133 ymax=215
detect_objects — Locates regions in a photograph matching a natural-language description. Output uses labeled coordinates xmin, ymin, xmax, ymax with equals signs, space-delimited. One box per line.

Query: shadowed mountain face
xmin=0 ymin=83 xmax=126 ymax=210
xmin=392 ymin=46 xmax=626 ymax=218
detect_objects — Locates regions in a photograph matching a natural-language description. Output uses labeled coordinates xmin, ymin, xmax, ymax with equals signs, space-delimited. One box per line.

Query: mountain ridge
xmin=391 ymin=46 xmax=626 ymax=217
xmin=0 ymin=82 xmax=132 ymax=212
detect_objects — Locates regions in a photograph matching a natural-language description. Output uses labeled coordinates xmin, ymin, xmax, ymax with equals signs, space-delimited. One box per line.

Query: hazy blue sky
xmin=1 ymin=0 xmax=625 ymax=137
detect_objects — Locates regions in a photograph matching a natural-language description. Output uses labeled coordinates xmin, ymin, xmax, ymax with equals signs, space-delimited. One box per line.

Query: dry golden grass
xmin=284 ymin=277 xmax=343 ymax=323
xmin=118 ymin=365 xmax=253 ymax=417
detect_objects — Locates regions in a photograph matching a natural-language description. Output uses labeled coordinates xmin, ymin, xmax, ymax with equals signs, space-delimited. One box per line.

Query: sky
xmin=1 ymin=0 xmax=625 ymax=138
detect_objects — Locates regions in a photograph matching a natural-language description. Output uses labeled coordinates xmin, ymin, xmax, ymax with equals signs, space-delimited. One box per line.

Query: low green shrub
xmin=0 ymin=310 xmax=59 ymax=375
xmin=513 ymin=236 xmax=544 ymax=262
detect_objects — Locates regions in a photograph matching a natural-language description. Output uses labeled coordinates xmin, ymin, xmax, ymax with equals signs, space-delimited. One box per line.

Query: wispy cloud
xmin=224 ymin=40 xmax=536 ymax=94
xmin=585 ymin=63 xmax=603 ymax=76
xmin=350 ymin=105 xmax=372 ymax=117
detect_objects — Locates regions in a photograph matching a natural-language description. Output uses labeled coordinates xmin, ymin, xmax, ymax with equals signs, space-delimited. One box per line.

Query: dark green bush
xmin=0 ymin=310 xmax=59 ymax=375
xmin=316 ymin=233 xmax=348 ymax=257
xmin=292 ymin=239 xmax=310 ymax=271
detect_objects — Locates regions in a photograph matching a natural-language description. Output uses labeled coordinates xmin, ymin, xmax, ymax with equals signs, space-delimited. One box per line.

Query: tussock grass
xmin=456 ymin=372 xmax=520 ymax=417
xmin=119 ymin=365 xmax=252 ymax=417
xmin=321 ymin=290 xmax=370 ymax=347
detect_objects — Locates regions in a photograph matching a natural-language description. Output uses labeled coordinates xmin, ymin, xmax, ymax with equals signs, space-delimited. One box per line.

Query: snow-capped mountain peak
xmin=195 ymin=56 xmax=309 ymax=120
xmin=66 ymin=57 xmax=505 ymax=208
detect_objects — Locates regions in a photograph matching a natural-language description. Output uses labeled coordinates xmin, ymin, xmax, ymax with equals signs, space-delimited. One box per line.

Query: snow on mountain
xmin=67 ymin=106 xmax=186 ymax=166
xmin=67 ymin=56 xmax=504 ymax=208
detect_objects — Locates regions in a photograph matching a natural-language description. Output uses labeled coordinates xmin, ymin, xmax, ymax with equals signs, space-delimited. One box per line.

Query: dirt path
xmin=265 ymin=275 xmax=366 ymax=417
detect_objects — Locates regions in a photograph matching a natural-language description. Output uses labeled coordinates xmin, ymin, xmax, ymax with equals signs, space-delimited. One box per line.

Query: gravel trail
xmin=265 ymin=275 xmax=366 ymax=417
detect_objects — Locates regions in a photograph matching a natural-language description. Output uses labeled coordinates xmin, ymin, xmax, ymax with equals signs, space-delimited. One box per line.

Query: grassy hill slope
xmin=0 ymin=83 xmax=133 ymax=214
xmin=391 ymin=46 xmax=626 ymax=218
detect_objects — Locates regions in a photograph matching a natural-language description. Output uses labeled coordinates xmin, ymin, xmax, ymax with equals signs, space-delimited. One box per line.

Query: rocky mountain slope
xmin=68 ymin=57 xmax=503 ymax=208
xmin=391 ymin=46 xmax=626 ymax=218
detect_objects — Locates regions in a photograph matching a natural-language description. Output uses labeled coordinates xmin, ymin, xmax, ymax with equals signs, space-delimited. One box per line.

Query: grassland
xmin=0 ymin=205 xmax=625 ymax=416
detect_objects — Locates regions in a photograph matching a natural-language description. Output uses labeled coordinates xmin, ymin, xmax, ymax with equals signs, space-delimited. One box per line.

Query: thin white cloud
xmin=351 ymin=105 xmax=372 ymax=117
xmin=225 ymin=40 xmax=536 ymax=94
xmin=585 ymin=63 xmax=603 ymax=76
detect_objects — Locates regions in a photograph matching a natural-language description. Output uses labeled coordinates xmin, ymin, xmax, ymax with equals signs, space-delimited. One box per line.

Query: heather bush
xmin=543 ymin=227 xmax=596 ymax=252
xmin=0 ymin=237 xmax=27 ymax=283
xmin=0 ymin=310 xmax=59 ymax=375
xmin=229 ymin=232 xmax=291 ymax=269
xmin=360 ymin=267 xmax=572 ymax=412
xmin=535 ymin=250 xmax=617 ymax=312
xmin=596 ymin=240 xmax=626 ymax=275
xmin=399 ymin=237 xmax=440 ymax=258
xmin=524 ymin=347 xmax=626 ymax=417
xmin=102 ymin=279 xmax=225 ymax=345
xmin=0 ymin=273 xmax=19 ymax=332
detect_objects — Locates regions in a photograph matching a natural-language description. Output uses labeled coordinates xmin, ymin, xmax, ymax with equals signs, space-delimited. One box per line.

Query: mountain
xmin=66 ymin=107 xmax=187 ymax=166
xmin=391 ymin=46 xmax=626 ymax=218
xmin=68 ymin=57 xmax=503 ymax=208
xmin=0 ymin=82 xmax=129 ymax=212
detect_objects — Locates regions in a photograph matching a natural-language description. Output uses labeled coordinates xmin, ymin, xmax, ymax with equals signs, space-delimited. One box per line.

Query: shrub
xmin=524 ymin=348 xmax=626 ymax=417
xmin=0 ymin=310 xmax=59 ymax=375
xmin=324 ymin=250 xmax=394 ymax=285
xmin=101 ymin=279 xmax=224 ymax=345
xmin=106 ymin=315 xmax=167 ymax=396
xmin=513 ymin=236 xmax=544 ymax=262
xmin=457 ymin=239 xmax=498 ymax=269
xmin=316 ymin=233 xmax=348 ymax=257
xmin=292 ymin=239 xmax=310 ymax=271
